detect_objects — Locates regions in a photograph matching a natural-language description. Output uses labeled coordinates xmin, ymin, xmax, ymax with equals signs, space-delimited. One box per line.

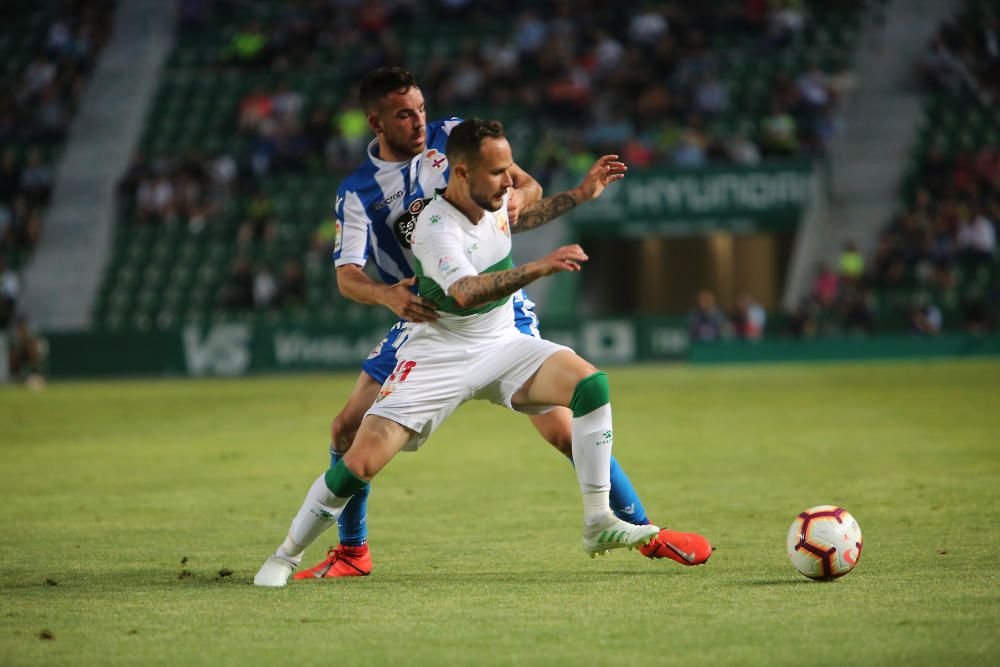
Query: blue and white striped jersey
xmin=334 ymin=118 xmax=460 ymax=284
xmin=332 ymin=117 xmax=539 ymax=336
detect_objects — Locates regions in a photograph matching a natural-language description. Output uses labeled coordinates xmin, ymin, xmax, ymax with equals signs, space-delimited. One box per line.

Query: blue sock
xmin=608 ymin=456 xmax=649 ymax=525
xmin=330 ymin=447 xmax=370 ymax=547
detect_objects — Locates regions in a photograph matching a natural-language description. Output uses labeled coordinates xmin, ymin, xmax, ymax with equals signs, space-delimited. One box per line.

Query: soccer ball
xmin=786 ymin=505 xmax=863 ymax=580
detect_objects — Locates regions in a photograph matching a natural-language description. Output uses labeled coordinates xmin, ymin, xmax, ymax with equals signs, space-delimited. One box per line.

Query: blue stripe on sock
xmin=608 ymin=456 xmax=649 ymax=525
xmin=330 ymin=448 xmax=370 ymax=546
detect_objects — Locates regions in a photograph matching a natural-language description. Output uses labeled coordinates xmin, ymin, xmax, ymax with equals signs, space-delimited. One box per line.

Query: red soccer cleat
xmin=292 ymin=544 xmax=372 ymax=579
xmin=639 ymin=528 xmax=713 ymax=565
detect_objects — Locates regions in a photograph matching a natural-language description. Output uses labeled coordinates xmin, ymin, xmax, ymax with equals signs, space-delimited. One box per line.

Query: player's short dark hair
xmin=445 ymin=118 xmax=506 ymax=166
xmin=359 ymin=66 xmax=418 ymax=113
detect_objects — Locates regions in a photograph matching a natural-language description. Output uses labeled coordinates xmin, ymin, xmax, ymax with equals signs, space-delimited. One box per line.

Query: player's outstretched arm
xmin=449 ymin=244 xmax=588 ymax=309
xmin=507 ymin=161 xmax=543 ymax=227
xmin=336 ymin=265 xmax=438 ymax=322
xmin=512 ymin=155 xmax=626 ymax=233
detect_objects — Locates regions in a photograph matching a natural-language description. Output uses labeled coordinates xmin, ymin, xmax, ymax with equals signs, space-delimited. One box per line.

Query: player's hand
xmin=576 ymin=154 xmax=627 ymax=202
xmin=383 ymin=276 xmax=438 ymax=322
xmin=537 ymin=244 xmax=588 ymax=276
xmin=506 ymin=187 xmax=521 ymax=227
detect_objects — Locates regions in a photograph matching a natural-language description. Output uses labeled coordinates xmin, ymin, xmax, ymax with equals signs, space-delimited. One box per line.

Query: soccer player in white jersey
xmin=298 ymin=67 xmax=710 ymax=580
xmin=254 ymin=119 xmax=712 ymax=587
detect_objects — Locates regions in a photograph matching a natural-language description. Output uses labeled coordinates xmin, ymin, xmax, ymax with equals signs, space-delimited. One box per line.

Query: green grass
xmin=1 ymin=359 xmax=999 ymax=666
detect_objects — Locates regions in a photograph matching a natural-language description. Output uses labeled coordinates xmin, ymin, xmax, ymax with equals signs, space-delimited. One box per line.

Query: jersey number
xmin=388 ymin=359 xmax=416 ymax=382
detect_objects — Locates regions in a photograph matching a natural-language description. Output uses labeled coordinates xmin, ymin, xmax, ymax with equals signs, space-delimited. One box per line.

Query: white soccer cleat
xmin=582 ymin=514 xmax=660 ymax=558
xmin=254 ymin=555 xmax=296 ymax=587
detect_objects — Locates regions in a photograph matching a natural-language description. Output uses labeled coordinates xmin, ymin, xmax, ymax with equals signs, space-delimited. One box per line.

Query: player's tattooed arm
xmin=512 ymin=191 xmax=582 ymax=233
xmin=511 ymin=155 xmax=626 ymax=233
xmin=449 ymin=245 xmax=588 ymax=308
xmin=449 ymin=265 xmax=536 ymax=308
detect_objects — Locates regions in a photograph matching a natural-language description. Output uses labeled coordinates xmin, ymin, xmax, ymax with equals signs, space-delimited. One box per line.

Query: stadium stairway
xmin=20 ymin=0 xmax=174 ymax=331
xmin=783 ymin=0 xmax=960 ymax=309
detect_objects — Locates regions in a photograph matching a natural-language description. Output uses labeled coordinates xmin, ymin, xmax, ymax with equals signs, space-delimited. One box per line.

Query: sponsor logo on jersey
xmin=438 ymin=255 xmax=459 ymax=277
xmin=393 ymin=196 xmax=430 ymax=249
xmin=373 ymin=189 xmax=405 ymax=211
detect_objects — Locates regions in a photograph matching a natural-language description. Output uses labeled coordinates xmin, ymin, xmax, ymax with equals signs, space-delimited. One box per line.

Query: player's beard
xmin=384 ymin=128 xmax=425 ymax=159
xmin=469 ymin=184 xmax=505 ymax=213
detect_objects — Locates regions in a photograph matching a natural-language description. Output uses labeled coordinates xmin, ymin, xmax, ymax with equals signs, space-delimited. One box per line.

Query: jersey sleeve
xmin=413 ymin=226 xmax=478 ymax=296
xmin=333 ymin=188 xmax=370 ymax=268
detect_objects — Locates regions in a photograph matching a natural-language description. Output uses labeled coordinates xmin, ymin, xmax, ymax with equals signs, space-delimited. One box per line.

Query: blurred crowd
xmin=0 ymin=0 xmax=113 ymax=330
xmin=111 ymin=0 xmax=995 ymax=334
xmin=172 ymin=0 xmax=862 ymax=177
xmin=918 ymin=2 xmax=1000 ymax=106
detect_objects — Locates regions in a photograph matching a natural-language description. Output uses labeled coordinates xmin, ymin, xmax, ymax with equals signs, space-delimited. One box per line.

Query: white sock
xmin=276 ymin=473 xmax=351 ymax=563
xmin=571 ymin=403 xmax=614 ymax=526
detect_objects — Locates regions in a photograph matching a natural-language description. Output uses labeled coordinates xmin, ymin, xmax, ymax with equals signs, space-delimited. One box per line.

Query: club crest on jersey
xmin=425 ymin=149 xmax=448 ymax=173
xmin=496 ymin=211 xmax=509 ymax=237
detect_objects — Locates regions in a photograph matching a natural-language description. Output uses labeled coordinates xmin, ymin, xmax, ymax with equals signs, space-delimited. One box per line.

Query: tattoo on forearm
xmin=513 ymin=191 xmax=581 ymax=233
xmin=452 ymin=265 xmax=533 ymax=307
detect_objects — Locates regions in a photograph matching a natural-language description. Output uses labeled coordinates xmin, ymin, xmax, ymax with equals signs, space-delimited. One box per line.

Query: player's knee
xmin=341 ymin=449 xmax=378 ymax=482
xmin=570 ymin=369 xmax=610 ymax=417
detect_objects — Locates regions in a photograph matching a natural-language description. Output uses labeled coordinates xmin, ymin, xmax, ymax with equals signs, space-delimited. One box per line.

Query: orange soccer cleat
xmin=292 ymin=544 xmax=372 ymax=579
xmin=639 ymin=528 xmax=713 ymax=566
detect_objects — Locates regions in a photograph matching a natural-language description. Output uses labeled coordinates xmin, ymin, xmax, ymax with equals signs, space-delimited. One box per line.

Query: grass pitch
xmin=1 ymin=359 xmax=998 ymax=666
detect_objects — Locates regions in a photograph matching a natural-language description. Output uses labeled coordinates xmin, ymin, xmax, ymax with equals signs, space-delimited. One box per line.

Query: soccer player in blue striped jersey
xmin=295 ymin=67 xmax=696 ymax=580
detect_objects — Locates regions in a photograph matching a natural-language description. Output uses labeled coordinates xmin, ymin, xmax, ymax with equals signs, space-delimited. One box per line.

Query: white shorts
xmin=366 ymin=325 xmax=570 ymax=450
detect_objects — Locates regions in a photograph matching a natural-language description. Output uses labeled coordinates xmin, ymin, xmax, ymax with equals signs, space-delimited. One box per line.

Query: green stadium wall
xmin=26 ymin=321 xmax=1000 ymax=379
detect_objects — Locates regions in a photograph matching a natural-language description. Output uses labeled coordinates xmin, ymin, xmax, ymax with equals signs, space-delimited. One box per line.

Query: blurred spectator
xmin=221 ymin=256 xmax=254 ymax=310
xmin=20 ymin=151 xmax=54 ymax=207
xmin=768 ymin=0 xmax=806 ymax=49
xmin=785 ymin=298 xmax=819 ymax=339
xmin=136 ymin=173 xmax=176 ymax=224
xmin=956 ymin=208 xmax=996 ymax=265
xmin=8 ymin=316 xmax=45 ymax=389
xmin=310 ymin=217 xmax=338 ymax=263
xmin=843 ymin=286 xmax=876 ymax=335
xmin=838 ymin=240 xmax=865 ymax=284
xmin=910 ymin=299 xmax=943 ymax=336
xmin=693 ymin=70 xmax=730 ymax=116
xmin=811 ymin=262 xmax=839 ymax=308
xmin=689 ymin=289 xmax=732 ymax=341
xmin=760 ymin=102 xmax=799 ymax=155
xmin=672 ymin=127 xmax=708 ymax=167
xmin=225 ymin=23 xmax=267 ymax=66
xmin=0 ymin=259 xmax=19 ymax=327
xmin=253 ymin=264 xmax=278 ymax=309
xmin=731 ymin=293 xmax=767 ymax=340
xmin=238 ymin=191 xmax=278 ymax=245
xmin=724 ymin=126 xmax=762 ymax=165
xmin=279 ymin=259 xmax=305 ymax=307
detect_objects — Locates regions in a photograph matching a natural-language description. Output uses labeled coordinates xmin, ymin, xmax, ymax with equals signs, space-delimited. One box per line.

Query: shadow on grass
xmin=5 ymin=567 xmax=689 ymax=594
xmin=741 ymin=578 xmax=814 ymax=586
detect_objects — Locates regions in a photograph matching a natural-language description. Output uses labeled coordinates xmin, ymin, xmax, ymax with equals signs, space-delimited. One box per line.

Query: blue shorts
xmin=362 ymin=289 xmax=540 ymax=384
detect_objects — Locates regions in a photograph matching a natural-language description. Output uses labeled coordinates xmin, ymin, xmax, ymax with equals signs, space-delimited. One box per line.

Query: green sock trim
xmin=324 ymin=459 xmax=368 ymax=497
xmin=570 ymin=371 xmax=610 ymax=417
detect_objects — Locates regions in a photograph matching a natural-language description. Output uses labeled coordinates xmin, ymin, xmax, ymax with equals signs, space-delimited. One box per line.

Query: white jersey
xmin=410 ymin=191 xmax=515 ymax=338
xmin=367 ymin=190 xmax=568 ymax=450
